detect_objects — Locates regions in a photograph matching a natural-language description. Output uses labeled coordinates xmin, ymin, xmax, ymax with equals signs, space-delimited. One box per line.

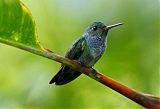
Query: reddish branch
xmin=69 ymin=60 xmax=160 ymax=109
xmin=99 ymin=74 xmax=160 ymax=109
xmin=43 ymin=49 xmax=160 ymax=109
xmin=0 ymin=39 xmax=159 ymax=108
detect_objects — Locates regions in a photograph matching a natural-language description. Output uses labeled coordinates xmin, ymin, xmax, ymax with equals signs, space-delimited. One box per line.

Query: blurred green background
xmin=0 ymin=0 xmax=159 ymax=108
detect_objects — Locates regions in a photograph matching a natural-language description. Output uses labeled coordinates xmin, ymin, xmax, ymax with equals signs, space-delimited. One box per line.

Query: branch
xmin=0 ymin=39 xmax=160 ymax=109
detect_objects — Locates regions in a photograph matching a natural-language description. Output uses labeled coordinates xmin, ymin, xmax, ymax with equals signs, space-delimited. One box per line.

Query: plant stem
xmin=0 ymin=38 xmax=160 ymax=109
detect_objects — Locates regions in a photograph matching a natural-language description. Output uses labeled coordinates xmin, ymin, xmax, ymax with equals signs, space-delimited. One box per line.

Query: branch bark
xmin=0 ymin=39 xmax=160 ymax=109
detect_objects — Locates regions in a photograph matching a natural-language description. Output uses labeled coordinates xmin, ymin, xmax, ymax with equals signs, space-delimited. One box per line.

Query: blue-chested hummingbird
xmin=49 ymin=22 xmax=123 ymax=85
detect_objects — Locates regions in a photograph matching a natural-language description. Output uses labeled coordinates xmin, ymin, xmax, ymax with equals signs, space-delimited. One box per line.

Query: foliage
xmin=0 ymin=0 xmax=43 ymax=49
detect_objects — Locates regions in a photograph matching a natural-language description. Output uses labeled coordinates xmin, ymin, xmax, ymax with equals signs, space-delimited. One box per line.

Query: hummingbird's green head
xmin=85 ymin=22 xmax=124 ymax=38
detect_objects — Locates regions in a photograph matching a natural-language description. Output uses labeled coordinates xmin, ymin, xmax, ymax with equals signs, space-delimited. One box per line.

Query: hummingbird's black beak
xmin=104 ymin=22 xmax=124 ymax=30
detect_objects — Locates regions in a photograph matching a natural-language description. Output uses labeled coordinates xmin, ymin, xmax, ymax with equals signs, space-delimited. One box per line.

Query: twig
xmin=0 ymin=38 xmax=160 ymax=109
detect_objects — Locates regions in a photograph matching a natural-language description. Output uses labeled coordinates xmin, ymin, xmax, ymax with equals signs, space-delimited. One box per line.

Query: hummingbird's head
xmin=85 ymin=22 xmax=124 ymax=39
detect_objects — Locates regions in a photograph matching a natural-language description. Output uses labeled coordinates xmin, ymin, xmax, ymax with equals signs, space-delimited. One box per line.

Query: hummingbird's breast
xmin=79 ymin=36 xmax=106 ymax=67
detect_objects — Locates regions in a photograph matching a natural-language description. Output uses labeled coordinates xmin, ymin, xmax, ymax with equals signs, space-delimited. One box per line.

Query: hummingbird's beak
xmin=104 ymin=22 xmax=124 ymax=30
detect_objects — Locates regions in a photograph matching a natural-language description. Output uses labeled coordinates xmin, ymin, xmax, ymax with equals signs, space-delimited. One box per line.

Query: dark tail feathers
xmin=49 ymin=66 xmax=81 ymax=85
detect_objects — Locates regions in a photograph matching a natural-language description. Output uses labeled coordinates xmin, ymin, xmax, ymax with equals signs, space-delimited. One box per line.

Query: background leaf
xmin=0 ymin=0 xmax=43 ymax=50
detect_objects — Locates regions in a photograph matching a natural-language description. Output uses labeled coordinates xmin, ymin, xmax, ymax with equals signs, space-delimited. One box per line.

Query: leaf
xmin=0 ymin=0 xmax=44 ymax=50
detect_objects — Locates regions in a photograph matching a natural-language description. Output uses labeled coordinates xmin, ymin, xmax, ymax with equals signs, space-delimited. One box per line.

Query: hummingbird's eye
xmin=92 ymin=26 xmax=97 ymax=31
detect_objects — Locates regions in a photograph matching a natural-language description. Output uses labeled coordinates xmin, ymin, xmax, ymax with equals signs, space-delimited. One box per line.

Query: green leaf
xmin=0 ymin=0 xmax=44 ymax=50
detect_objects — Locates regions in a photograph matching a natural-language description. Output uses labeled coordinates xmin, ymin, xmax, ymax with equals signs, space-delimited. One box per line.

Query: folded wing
xmin=49 ymin=37 xmax=86 ymax=85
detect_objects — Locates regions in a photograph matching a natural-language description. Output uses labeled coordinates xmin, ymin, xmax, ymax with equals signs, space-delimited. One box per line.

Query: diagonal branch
xmin=0 ymin=38 xmax=160 ymax=109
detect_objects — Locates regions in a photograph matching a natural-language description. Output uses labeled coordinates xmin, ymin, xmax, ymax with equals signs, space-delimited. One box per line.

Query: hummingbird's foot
xmin=90 ymin=68 xmax=97 ymax=75
xmin=89 ymin=68 xmax=102 ymax=79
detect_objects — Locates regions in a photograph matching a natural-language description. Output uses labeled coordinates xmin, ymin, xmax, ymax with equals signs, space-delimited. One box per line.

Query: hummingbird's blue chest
xmin=78 ymin=34 xmax=106 ymax=67
xmin=86 ymin=35 xmax=106 ymax=57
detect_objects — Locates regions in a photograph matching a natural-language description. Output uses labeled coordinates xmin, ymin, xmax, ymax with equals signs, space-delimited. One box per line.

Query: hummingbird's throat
xmin=101 ymin=30 xmax=108 ymax=38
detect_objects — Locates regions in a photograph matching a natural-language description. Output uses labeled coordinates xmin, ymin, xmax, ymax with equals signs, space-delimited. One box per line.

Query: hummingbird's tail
xmin=49 ymin=66 xmax=81 ymax=85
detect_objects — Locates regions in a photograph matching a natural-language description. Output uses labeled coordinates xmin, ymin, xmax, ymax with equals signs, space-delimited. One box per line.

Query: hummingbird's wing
xmin=49 ymin=37 xmax=86 ymax=85
xmin=65 ymin=37 xmax=86 ymax=59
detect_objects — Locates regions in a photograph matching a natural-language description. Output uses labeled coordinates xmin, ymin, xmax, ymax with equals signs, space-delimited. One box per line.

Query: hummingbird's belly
xmin=78 ymin=47 xmax=104 ymax=67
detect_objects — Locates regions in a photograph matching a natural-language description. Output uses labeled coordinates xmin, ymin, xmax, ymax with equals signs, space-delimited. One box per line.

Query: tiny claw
xmin=90 ymin=68 xmax=97 ymax=74
xmin=89 ymin=68 xmax=101 ymax=79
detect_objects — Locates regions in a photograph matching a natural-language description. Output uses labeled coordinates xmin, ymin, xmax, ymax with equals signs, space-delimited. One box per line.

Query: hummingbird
xmin=49 ymin=22 xmax=123 ymax=85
